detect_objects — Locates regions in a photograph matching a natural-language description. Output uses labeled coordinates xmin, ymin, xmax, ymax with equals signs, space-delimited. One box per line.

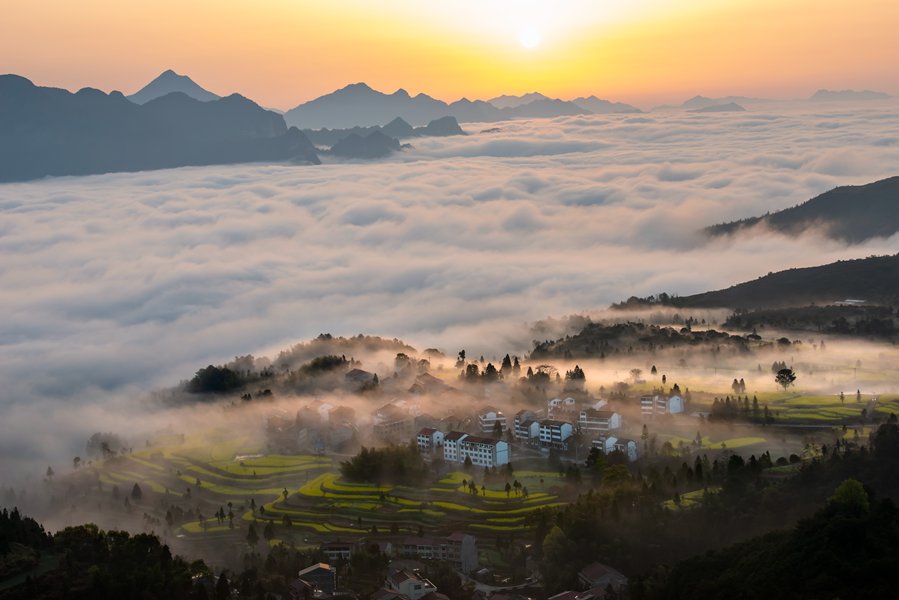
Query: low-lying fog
xmin=1 ymin=102 xmax=898 ymax=479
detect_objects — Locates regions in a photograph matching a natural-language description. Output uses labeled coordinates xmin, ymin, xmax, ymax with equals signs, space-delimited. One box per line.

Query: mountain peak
xmin=343 ymin=82 xmax=375 ymax=93
xmin=128 ymin=69 xmax=220 ymax=105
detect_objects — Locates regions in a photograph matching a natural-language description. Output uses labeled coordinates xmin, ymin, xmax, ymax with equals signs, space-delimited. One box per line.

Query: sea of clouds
xmin=1 ymin=101 xmax=898 ymax=476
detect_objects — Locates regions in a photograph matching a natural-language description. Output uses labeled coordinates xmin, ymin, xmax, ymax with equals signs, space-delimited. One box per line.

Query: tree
xmin=246 ymin=523 xmax=259 ymax=546
xmin=775 ymin=368 xmax=796 ymax=391
xmin=463 ymin=455 xmax=473 ymax=471
xmin=465 ymin=363 xmax=480 ymax=380
xmin=830 ymin=479 xmax=869 ymax=512
xmin=215 ymin=573 xmax=231 ymax=600
xmin=483 ymin=362 xmax=499 ymax=381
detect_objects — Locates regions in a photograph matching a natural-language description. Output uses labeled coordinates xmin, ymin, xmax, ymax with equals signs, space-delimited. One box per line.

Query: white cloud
xmin=1 ymin=101 xmax=898 ymax=476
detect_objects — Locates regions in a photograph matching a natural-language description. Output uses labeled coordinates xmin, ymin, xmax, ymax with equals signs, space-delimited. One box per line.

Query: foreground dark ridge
xmin=704 ymin=176 xmax=899 ymax=243
xmin=615 ymin=253 xmax=899 ymax=310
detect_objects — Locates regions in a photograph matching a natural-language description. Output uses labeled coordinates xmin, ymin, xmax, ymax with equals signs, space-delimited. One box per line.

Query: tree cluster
xmin=339 ymin=444 xmax=429 ymax=486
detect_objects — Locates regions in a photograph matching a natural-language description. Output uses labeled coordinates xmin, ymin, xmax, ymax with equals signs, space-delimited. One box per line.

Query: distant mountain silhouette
xmin=382 ymin=117 xmax=415 ymax=138
xmin=414 ymin=115 xmax=465 ymax=136
xmin=447 ymin=98 xmax=504 ymax=122
xmin=501 ymin=98 xmax=590 ymax=118
xmin=810 ymin=89 xmax=891 ymax=101
xmin=286 ymin=83 xmax=619 ymax=128
xmin=0 ymin=75 xmax=318 ymax=182
xmin=127 ymin=69 xmax=220 ymax=104
xmin=669 ymin=254 xmax=899 ymax=309
xmin=571 ymin=96 xmax=641 ymax=114
xmin=330 ymin=130 xmax=401 ymax=159
xmin=679 ymin=95 xmax=769 ymax=110
xmin=304 ymin=116 xmax=465 ymax=148
xmin=284 ymin=83 xmax=448 ymax=129
xmin=690 ymin=102 xmax=746 ymax=113
xmin=705 ymin=176 xmax=899 ymax=243
xmin=681 ymin=95 xmax=719 ymax=110
xmin=488 ymin=92 xmax=549 ymax=109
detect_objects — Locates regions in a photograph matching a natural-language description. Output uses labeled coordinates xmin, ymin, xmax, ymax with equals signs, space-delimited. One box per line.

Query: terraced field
xmin=87 ymin=440 xmax=570 ymax=550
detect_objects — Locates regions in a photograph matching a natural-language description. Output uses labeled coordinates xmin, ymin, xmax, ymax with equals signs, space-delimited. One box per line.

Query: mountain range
xmin=689 ymin=102 xmax=746 ymax=113
xmin=282 ymin=82 xmax=637 ymax=129
xmin=488 ymin=92 xmax=550 ymax=108
xmin=810 ymin=89 xmax=892 ymax=101
xmin=705 ymin=176 xmax=899 ymax=243
xmin=303 ymin=116 xmax=465 ymax=148
xmin=0 ymin=75 xmax=319 ymax=182
xmin=329 ymin=130 xmax=402 ymax=159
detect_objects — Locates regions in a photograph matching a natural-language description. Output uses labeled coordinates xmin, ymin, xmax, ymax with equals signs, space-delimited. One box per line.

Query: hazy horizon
xmin=3 ymin=0 xmax=898 ymax=110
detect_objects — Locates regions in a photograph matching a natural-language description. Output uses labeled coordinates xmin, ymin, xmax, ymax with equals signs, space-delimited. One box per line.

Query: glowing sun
xmin=519 ymin=26 xmax=541 ymax=49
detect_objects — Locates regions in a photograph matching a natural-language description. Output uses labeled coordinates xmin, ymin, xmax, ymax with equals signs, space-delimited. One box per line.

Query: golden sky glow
xmin=2 ymin=0 xmax=897 ymax=109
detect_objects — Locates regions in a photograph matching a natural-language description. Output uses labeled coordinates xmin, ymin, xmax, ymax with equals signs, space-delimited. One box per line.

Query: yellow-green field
xmin=749 ymin=393 xmax=899 ymax=422
xmin=86 ymin=439 xmax=571 ymax=548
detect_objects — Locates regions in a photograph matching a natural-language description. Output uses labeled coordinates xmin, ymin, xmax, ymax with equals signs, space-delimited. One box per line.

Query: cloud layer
xmin=1 ymin=102 xmax=898 ymax=476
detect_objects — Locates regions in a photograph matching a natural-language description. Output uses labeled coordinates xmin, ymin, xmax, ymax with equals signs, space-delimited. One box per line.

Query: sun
xmin=519 ymin=26 xmax=541 ymax=49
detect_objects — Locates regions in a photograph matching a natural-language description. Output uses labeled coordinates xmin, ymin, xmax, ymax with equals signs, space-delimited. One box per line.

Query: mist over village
xmin=2 ymin=1 xmax=899 ymax=599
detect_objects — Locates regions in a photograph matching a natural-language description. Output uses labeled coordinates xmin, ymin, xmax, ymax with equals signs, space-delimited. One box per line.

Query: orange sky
xmin=2 ymin=0 xmax=897 ymax=109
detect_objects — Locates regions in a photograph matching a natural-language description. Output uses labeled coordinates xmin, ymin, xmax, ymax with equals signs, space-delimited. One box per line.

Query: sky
xmin=2 ymin=0 xmax=898 ymax=109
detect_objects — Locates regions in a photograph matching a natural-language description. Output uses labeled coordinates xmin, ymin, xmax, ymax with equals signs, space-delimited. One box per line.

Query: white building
xmin=640 ymin=394 xmax=684 ymax=418
xmin=513 ymin=410 xmax=540 ymax=442
xmin=459 ymin=435 xmax=510 ymax=467
xmin=538 ymin=419 xmax=573 ymax=449
xmin=441 ymin=431 xmax=510 ymax=467
xmin=578 ymin=409 xmax=621 ymax=435
xmin=593 ymin=436 xmax=639 ymax=462
xmin=477 ymin=406 xmax=508 ymax=434
xmin=416 ymin=427 xmax=444 ymax=460
xmin=659 ymin=395 xmax=684 ymax=414
xmin=547 ymin=397 xmax=577 ymax=417
xmin=443 ymin=430 xmax=467 ymax=463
